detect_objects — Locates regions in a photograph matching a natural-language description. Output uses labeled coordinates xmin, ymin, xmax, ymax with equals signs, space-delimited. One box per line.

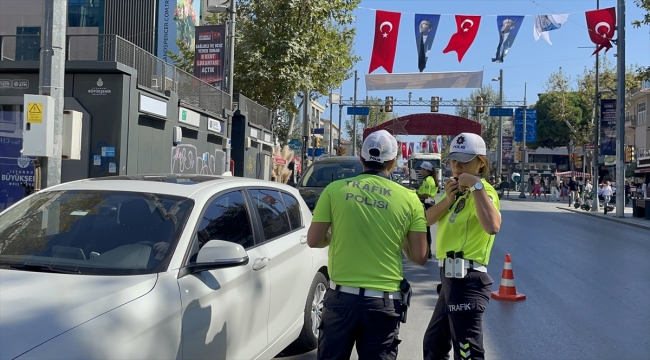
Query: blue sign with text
xmin=347 ymin=107 xmax=370 ymax=116
xmin=489 ymin=107 xmax=514 ymax=117
xmin=514 ymin=109 xmax=537 ymax=143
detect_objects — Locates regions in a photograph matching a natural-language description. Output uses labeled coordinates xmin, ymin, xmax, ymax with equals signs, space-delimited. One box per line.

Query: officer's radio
xmin=444 ymin=251 xmax=468 ymax=278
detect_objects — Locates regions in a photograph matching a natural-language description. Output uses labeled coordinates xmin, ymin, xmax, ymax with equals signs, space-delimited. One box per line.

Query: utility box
xmin=22 ymin=94 xmax=55 ymax=157
xmin=62 ymin=110 xmax=83 ymax=160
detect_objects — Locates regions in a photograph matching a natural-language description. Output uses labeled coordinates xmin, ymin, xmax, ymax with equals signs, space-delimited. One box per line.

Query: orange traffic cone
xmin=491 ymin=254 xmax=526 ymax=301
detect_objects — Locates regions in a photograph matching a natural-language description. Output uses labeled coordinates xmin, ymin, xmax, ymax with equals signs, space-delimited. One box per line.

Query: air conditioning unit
xmin=151 ymin=77 xmax=159 ymax=90
xmin=164 ymin=77 xmax=177 ymax=92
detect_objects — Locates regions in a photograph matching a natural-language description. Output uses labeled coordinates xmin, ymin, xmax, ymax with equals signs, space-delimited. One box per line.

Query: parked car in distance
xmin=0 ymin=174 xmax=328 ymax=360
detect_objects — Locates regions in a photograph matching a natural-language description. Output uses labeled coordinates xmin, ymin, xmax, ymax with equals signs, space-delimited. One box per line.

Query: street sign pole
xmin=38 ymin=0 xmax=67 ymax=190
xmin=497 ymin=69 xmax=504 ymax=180
xmin=519 ymin=83 xmax=527 ymax=199
xmin=352 ymin=70 xmax=358 ymax=156
xmin=615 ymin=0 xmax=626 ymax=217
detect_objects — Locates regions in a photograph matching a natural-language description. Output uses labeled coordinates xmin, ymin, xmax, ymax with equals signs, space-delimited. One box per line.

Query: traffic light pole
xmin=615 ymin=0 xmax=625 ymax=217
xmin=497 ymin=69 xmax=504 ymax=180
xmin=519 ymin=83 xmax=527 ymax=199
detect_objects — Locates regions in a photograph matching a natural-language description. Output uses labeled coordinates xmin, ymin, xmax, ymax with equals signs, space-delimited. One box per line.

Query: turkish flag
xmin=369 ymin=10 xmax=402 ymax=73
xmin=422 ymin=141 xmax=429 ymax=154
xmin=585 ymin=7 xmax=616 ymax=55
xmin=443 ymin=15 xmax=481 ymax=62
xmin=408 ymin=142 xmax=414 ymax=158
xmin=401 ymin=142 xmax=407 ymax=159
xmin=432 ymin=139 xmax=439 ymax=153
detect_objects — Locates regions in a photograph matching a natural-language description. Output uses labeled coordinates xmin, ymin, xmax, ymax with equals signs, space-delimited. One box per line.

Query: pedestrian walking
xmin=308 ymin=130 xmax=428 ymax=360
xmin=422 ymin=132 xmax=501 ymax=360
xmin=417 ymin=161 xmax=440 ymax=259
xmin=532 ymin=175 xmax=541 ymax=199
xmin=550 ymin=177 xmax=560 ymax=201
xmin=602 ymin=181 xmax=613 ymax=214
xmin=568 ymin=177 xmax=578 ymax=206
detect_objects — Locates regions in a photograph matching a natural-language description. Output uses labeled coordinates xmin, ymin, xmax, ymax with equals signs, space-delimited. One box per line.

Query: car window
xmin=0 ymin=190 xmax=193 ymax=275
xmin=300 ymin=162 xmax=364 ymax=187
xmin=281 ymin=192 xmax=302 ymax=230
xmin=194 ymin=191 xmax=254 ymax=254
xmin=249 ymin=189 xmax=291 ymax=241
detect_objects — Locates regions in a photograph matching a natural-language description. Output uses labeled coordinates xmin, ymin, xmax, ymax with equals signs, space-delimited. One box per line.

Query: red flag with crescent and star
xmin=369 ymin=10 xmax=402 ymax=73
xmin=585 ymin=7 xmax=616 ymax=55
xmin=401 ymin=142 xmax=407 ymax=159
xmin=443 ymin=15 xmax=481 ymax=62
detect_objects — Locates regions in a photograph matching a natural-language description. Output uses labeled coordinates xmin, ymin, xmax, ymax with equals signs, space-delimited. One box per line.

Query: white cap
xmin=448 ymin=132 xmax=486 ymax=162
xmin=361 ymin=130 xmax=398 ymax=162
xmin=419 ymin=161 xmax=434 ymax=171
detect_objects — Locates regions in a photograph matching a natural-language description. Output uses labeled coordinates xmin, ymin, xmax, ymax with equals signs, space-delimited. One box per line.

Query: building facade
xmin=625 ymin=81 xmax=650 ymax=181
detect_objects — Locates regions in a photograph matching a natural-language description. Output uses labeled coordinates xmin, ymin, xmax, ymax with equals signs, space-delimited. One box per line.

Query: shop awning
xmin=634 ymin=167 xmax=650 ymax=174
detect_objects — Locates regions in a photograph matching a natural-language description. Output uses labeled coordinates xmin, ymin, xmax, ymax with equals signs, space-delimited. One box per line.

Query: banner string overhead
xmin=443 ymin=15 xmax=482 ymax=63
xmin=492 ymin=16 xmax=525 ymax=63
xmin=369 ymin=10 xmax=402 ymax=74
xmin=585 ymin=7 xmax=616 ymax=55
xmin=533 ymin=14 xmax=569 ymax=45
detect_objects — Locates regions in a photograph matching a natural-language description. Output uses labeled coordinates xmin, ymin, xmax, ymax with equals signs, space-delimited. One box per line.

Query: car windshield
xmin=0 ymin=190 xmax=194 ymax=275
xmin=300 ymin=161 xmax=364 ymax=187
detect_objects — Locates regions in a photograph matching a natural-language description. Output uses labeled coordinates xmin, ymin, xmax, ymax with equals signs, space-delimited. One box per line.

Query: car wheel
xmin=293 ymin=272 xmax=328 ymax=351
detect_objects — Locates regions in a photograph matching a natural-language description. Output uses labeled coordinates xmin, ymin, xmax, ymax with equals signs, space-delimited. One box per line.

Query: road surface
xmin=278 ymin=199 xmax=650 ymax=360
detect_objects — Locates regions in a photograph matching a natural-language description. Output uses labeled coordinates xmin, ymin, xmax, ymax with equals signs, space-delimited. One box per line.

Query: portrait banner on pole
xmin=414 ymin=14 xmax=441 ymax=72
xmin=600 ymin=99 xmax=616 ymax=156
xmin=194 ymin=25 xmax=226 ymax=87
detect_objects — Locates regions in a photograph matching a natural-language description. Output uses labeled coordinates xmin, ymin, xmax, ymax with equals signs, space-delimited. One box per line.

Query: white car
xmin=0 ymin=174 xmax=328 ymax=360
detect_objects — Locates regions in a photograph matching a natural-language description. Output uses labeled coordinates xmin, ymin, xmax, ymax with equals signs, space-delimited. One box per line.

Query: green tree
xmin=454 ymin=85 xmax=503 ymax=151
xmin=205 ymin=0 xmax=360 ymax=114
xmin=167 ymin=38 xmax=194 ymax=74
xmin=632 ymin=0 xmax=650 ymax=80
xmin=531 ymin=68 xmax=593 ymax=171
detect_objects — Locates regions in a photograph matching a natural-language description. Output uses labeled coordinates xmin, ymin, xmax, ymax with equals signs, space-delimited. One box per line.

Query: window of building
xmin=68 ymin=0 xmax=104 ymax=28
xmin=249 ymin=189 xmax=291 ymax=241
xmin=637 ymin=102 xmax=646 ymax=125
xmin=16 ymin=27 xmax=41 ymax=61
xmin=639 ymin=148 xmax=647 ymax=158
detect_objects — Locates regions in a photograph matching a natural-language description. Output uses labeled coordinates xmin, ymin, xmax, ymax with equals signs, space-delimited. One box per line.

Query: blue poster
xmin=0 ymin=137 xmax=34 ymax=210
xmin=514 ymin=109 xmax=537 ymax=143
xmin=414 ymin=14 xmax=441 ymax=72
xmin=600 ymin=99 xmax=617 ymax=156
xmin=157 ymin=0 xmax=202 ymax=62
xmin=492 ymin=15 xmax=525 ymax=63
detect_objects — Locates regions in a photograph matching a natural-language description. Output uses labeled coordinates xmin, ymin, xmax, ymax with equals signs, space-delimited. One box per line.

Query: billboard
xmin=502 ymin=136 xmax=514 ymax=165
xmin=600 ymin=99 xmax=616 ymax=156
xmin=194 ymin=25 xmax=226 ymax=86
xmin=157 ymin=0 xmax=202 ymax=62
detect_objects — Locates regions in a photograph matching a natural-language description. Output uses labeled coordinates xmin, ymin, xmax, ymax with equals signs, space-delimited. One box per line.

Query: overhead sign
xmin=365 ymin=71 xmax=483 ymax=91
xmin=514 ymin=109 xmax=537 ymax=143
xmin=347 ymin=107 xmax=370 ymax=116
xmin=288 ymin=139 xmax=302 ymax=151
xmin=312 ymin=128 xmax=325 ymax=134
xmin=489 ymin=107 xmax=514 ymax=117
xmin=26 ymin=102 xmax=43 ymax=124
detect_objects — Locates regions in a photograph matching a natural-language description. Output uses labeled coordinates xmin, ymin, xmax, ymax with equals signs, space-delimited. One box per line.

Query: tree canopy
xmin=632 ymin=0 xmax=650 ymax=81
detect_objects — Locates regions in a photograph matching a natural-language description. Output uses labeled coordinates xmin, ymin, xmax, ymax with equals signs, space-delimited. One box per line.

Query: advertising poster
xmin=600 ymin=99 xmax=617 ymax=156
xmin=0 ymin=105 xmax=34 ymax=210
xmin=194 ymin=25 xmax=226 ymax=86
xmin=502 ymin=136 xmax=514 ymax=165
xmin=157 ymin=0 xmax=202 ymax=63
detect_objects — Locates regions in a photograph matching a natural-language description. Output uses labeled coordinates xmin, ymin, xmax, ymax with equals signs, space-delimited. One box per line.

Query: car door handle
xmin=300 ymin=235 xmax=307 ymax=244
xmin=252 ymin=257 xmax=270 ymax=271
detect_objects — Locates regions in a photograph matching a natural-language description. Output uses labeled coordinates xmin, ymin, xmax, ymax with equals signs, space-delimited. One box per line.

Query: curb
xmin=557 ymin=207 xmax=650 ymax=231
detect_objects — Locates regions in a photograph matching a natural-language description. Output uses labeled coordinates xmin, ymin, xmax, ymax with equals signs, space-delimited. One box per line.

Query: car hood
xmin=298 ymin=187 xmax=326 ymax=211
xmin=0 ymin=270 xmax=157 ymax=360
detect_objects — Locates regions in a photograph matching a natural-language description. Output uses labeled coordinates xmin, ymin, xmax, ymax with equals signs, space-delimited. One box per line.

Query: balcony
xmin=0 ymin=34 xmax=231 ymax=118
xmin=625 ymin=114 xmax=639 ymax=128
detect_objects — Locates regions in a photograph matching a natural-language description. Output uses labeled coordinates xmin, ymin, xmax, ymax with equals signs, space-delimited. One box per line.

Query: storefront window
xmin=0 ymin=105 xmax=35 ymax=211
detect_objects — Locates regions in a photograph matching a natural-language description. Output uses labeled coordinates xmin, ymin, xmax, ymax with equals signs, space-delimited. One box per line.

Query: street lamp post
xmin=208 ymin=0 xmax=236 ymax=170
xmin=492 ymin=69 xmax=504 ymax=180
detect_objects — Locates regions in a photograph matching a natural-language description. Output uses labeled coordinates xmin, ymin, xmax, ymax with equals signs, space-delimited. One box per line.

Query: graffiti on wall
xmin=171 ymin=144 xmax=226 ymax=175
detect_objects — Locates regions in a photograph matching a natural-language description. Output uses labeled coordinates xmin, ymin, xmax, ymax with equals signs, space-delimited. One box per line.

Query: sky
xmin=325 ymin=0 xmax=649 ymax=144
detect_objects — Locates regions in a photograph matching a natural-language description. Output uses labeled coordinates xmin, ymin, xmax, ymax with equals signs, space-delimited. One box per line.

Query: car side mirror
xmin=179 ymin=240 xmax=249 ymax=277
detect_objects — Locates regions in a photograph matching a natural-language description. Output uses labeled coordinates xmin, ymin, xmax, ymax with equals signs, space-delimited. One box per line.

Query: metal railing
xmin=233 ymin=93 xmax=272 ymax=131
xmin=0 ymin=34 xmax=231 ymax=117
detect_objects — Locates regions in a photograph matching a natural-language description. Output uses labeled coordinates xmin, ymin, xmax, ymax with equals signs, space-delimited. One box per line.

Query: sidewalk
xmin=501 ymin=193 xmax=650 ymax=231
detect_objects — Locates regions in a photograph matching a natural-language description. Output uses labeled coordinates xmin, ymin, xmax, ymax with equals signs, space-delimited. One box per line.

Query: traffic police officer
xmin=308 ymin=130 xmax=428 ymax=360
xmin=422 ymin=133 xmax=502 ymax=360
xmin=417 ymin=161 xmax=439 ymax=259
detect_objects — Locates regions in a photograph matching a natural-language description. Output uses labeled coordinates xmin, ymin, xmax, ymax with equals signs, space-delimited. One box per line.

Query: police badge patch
xmin=454 ymin=198 xmax=466 ymax=214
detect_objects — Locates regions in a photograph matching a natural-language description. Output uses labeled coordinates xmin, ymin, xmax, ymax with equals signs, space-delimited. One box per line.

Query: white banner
xmin=365 ymin=71 xmax=484 ymax=91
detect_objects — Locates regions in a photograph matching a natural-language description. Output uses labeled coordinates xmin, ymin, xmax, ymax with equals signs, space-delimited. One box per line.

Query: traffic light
xmin=430 ymin=96 xmax=440 ymax=113
xmin=476 ymin=96 xmax=484 ymax=113
xmin=315 ymin=138 xmax=321 ymax=148
xmin=384 ymin=96 xmax=393 ymax=112
xmin=515 ymin=151 xmax=522 ymax=162
xmin=625 ymin=145 xmax=636 ymax=163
